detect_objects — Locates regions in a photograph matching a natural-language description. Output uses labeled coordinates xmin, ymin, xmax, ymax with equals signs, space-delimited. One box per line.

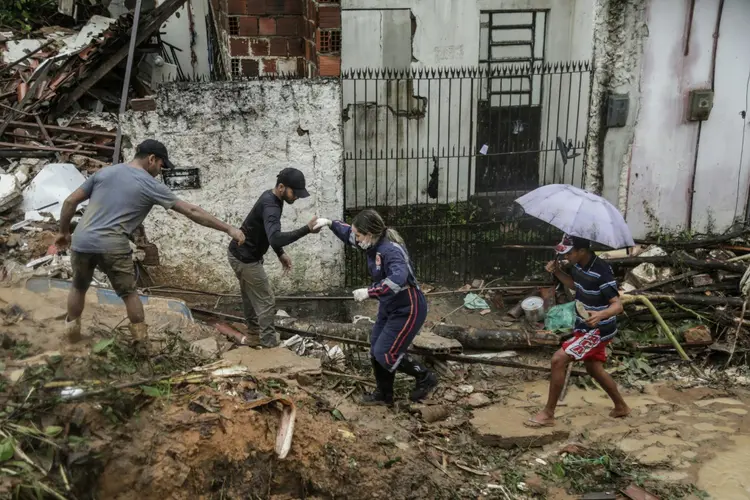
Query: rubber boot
xmin=65 ymin=316 xmax=82 ymax=343
xmin=361 ymin=357 xmax=394 ymax=406
xmin=129 ymin=323 xmax=149 ymax=354
xmin=397 ymin=355 xmax=438 ymax=402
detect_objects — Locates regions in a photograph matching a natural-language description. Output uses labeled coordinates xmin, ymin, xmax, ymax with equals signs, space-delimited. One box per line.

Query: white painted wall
xmin=121 ymin=80 xmax=344 ymax=293
xmin=624 ymin=0 xmax=750 ymax=237
xmin=340 ymin=0 xmax=594 ymax=208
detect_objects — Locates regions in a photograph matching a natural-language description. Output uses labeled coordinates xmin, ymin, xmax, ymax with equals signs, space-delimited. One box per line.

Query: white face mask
xmin=358 ymin=238 xmax=371 ymax=250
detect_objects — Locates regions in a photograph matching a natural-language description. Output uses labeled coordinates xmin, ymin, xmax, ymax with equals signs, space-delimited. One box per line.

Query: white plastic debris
xmin=353 ymin=315 xmax=374 ymax=324
xmin=61 ymin=387 xmax=84 ymax=399
xmin=22 ymin=163 xmax=88 ymax=220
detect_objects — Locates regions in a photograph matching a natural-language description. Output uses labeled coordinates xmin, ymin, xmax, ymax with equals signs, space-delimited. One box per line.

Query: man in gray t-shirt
xmin=55 ymin=139 xmax=245 ymax=349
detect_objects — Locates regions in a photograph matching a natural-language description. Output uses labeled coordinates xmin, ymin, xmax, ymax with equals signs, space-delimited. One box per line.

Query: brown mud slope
xmin=98 ymin=387 xmax=448 ymax=499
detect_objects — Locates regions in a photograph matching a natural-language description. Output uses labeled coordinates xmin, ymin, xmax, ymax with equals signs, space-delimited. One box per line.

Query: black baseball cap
xmin=277 ymin=167 xmax=309 ymax=198
xmin=136 ymin=139 xmax=174 ymax=169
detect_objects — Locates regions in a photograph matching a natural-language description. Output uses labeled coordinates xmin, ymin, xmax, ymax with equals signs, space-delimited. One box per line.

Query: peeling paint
xmin=121 ymin=79 xmax=344 ymax=293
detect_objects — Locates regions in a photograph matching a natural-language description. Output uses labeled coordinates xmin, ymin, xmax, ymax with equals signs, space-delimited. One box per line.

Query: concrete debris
xmin=282 ymin=334 xmax=345 ymax=370
xmin=190 ymin=337 xmax=219 ymax=357
xmin=626 ymin=263 xmax=675 ymax=288
xmin=463 ymin=392 xmax=491 ymax=408
xmin=0 ymin=174 xmax=22 ymax=213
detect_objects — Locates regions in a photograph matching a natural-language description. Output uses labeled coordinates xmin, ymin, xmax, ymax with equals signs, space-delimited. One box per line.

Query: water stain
xmin=720 ymin=408 xmax=749 ymax=416
xmin=693 ymin=422 xmax=735 ymax=433
xmin=698 ymin=435 xmax=750 ymax=500
xmin=619 ymin=435 xmax=697 ymax=453
xmin=695 ymin=398 xmax=746 ymax=408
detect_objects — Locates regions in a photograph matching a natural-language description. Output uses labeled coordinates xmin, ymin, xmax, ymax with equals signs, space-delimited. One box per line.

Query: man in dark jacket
xmin=228 ymin=167 xmax=319 ymax=347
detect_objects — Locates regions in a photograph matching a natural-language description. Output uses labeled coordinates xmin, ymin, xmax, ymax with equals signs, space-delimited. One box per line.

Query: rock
xmin=457 ymin=384 xmax=474 ymax=395
xmin=70 ymin=154 xmax=107 ymax=173
xmin=626 ymin=263 xmax=674 ymax=288
xmin=5 ymin=234 xmax=21 ymax=248
xmin=692 ymin=273 xmax=714 ymax=287
xmin=684 ymin=325 xmax=712 ymax=344
xmin=442 ymin=389 xmax=458 ymax=402
xmin=641 ymin=245 xmax=668 ymax=257
xmin=8 ymin=368 xmax=25 ymax=384
xmin=419 ymin=405 xmax=450 ymax=423
xmin=464 ymin=392 xmax=491 ymax=408
xmin=190 ymin=337 xmax=219 ymax=357
xmin=471 ymin=406 xmax=569 ymax=449
xmin=222 ymin=346 xmax=320 ymax=375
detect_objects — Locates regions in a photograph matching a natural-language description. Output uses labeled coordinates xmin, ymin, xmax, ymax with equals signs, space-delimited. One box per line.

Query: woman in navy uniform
xmin=315 ymin=209 xmax=438 ymax=405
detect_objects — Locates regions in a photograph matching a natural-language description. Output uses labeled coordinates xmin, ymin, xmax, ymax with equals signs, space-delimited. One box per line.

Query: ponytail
xmin=385 ymin=227 xmax=405 ymax=246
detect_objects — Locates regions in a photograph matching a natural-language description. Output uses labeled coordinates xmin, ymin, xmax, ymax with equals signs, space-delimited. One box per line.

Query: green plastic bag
xmin=544 ymin=301 xmax=576 ymax=332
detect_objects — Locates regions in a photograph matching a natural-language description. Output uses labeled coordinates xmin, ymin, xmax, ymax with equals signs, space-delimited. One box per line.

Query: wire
xmin=734 ymin=67 xmax=750 ymax=220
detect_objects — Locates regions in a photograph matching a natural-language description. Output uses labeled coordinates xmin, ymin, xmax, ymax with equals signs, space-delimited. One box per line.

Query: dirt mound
xmin=97 ymin=387 xmax=445 ymax=499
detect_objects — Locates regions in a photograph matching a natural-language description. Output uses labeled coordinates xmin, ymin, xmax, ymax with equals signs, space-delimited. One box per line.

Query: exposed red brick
xmin=318 ymin=5 xmax=339 ymax=29
xmin=319 ymin=54 xmax=340 ymax=76
xmin=269 ymin=38 xmax=288 ymax=56
xmin=247 ymin=0 xmax=264 ymax=14
xmin=266 ymin=0 xmax=285 ymax=14
xmin=251 ymin=38 xmax=269 ymax=55
xmin=239 ymin=16 xmax=258 ymax=35
xmin=284 ymin=0 xmax=303 ymax=15
xmin=230 ymin=37 xmax=249 ymax=56
xmin=242 ymin=59 xmax=260 ymax=77
xmin=227 ymin=0 xmax=246 ymax=15
xmin=288 ymin=37 xmax=304 ymax=57
xmin=259 ymin=18 xmax=276 ymax=35
xmin=276 ymin=17 xmax=299 ymax=35
xmin=263 ymin=59 xmax=278 ymax=74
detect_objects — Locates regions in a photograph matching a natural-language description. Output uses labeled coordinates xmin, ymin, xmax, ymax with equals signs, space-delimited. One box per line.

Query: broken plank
xmin=0 ymin=141 xmax=97 ymax=155
xmin=52 ymin=0 xmax=189 ymax=117
xmin=8 ymin=120 xmax=117 ymax=138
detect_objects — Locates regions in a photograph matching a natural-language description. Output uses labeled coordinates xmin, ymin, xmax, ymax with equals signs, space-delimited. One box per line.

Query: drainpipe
xmin=687 ymin=0 xmax=724 ymax=230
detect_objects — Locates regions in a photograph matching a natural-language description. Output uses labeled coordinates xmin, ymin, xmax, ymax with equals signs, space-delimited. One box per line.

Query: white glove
xmin=313 ymin=218 xmax=332 ymax=231
xmin=352 ymin=288 xmax=370 ymax=302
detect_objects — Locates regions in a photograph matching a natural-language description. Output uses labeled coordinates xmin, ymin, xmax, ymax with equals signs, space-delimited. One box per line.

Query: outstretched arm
xmin=172 ymin=200 xmax=245 ymax=244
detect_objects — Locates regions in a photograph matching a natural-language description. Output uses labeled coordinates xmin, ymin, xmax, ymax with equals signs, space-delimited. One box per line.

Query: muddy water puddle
xmin=698 ymin=435 xmax=750 ymax=499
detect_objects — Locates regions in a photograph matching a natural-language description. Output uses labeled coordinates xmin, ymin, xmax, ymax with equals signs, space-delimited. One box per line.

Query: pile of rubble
xmin=0 ymin=0 xmax=189 ymax=164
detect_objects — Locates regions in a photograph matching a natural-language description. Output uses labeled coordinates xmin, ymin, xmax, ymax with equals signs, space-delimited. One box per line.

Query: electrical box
xmin=606 ymin=94 xmax=629 ymax=128
xmin=687 ymin=89 xmax=714 ymax=121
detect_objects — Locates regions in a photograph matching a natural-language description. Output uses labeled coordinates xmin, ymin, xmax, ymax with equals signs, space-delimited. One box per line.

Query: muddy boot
xmin=398 ymin=356 xmax=438 ymax=402
xmin=129 ymin=323 xmax=149 ymax=354
xmin=65 ymin=316 xmax=82 ymax=343
xmin=361 ymin=358 xmax=394 ymax=406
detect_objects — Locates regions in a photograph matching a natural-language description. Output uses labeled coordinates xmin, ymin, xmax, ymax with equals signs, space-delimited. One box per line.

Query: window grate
xmin=319 ymin=29 xmax=341 ymax=54
xmin=228 ymin=16 xmax=240 ymax=36
xmin=479 ymin=10 xmax=548 ymax=107
xmin=231 ymin=59 xmax=241 ymax=78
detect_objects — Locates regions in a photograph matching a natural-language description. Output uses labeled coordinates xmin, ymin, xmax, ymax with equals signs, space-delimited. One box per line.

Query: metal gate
xmin=341 ymin=60 xmax=592 ymax=286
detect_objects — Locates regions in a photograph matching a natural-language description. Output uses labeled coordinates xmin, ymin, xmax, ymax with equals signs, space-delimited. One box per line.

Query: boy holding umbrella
xmin=526 ymin=234 xmax=629 ymax=427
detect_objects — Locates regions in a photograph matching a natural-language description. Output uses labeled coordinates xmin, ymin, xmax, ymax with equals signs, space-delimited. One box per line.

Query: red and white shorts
xmin=562 ymin=329 xmax=610 ymax=362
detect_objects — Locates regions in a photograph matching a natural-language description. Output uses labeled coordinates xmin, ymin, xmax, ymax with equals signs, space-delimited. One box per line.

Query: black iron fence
xmin=341 ymin=62 xmax=593 ymax=286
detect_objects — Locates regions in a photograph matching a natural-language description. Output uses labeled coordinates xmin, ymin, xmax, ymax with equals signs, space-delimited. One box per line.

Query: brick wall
xmin=214 ymin=0 xmax=340 ymax=78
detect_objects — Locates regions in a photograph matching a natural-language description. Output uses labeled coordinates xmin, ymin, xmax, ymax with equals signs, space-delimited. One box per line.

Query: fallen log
xmin=607 ymin=255 xmax=745 ymax=274
xmin=635 ymin=227 xmax=750 ymax=249
xmin=637 ymin=293 xmax=746 ymax=307
xmin=432 ymin=324 xmax=559 ymax=350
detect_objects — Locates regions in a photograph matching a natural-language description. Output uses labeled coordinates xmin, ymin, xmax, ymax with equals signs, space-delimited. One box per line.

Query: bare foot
xmin=609 ymin=405 xmax=631 ymax=418
xmin=525 ymin=410 xmax=556 ymax=428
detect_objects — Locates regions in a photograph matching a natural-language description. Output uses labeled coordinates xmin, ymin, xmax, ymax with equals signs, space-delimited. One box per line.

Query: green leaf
xmin=331 ymin=409 xmax=345 ymax=421
xmin=0 ymin=438 xmax=15 ymax=462
xmin=93 ymin=338 xmax=115 ymax=354
xmin=44 ymin=426 xmax=63 ymax=437
xmin=141 ymin=386 xmax=162 ymax=398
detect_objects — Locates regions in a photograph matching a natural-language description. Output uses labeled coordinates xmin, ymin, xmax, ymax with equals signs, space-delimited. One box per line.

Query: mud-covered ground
xmin=2 ymin=284 xmax=750 ymax=499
